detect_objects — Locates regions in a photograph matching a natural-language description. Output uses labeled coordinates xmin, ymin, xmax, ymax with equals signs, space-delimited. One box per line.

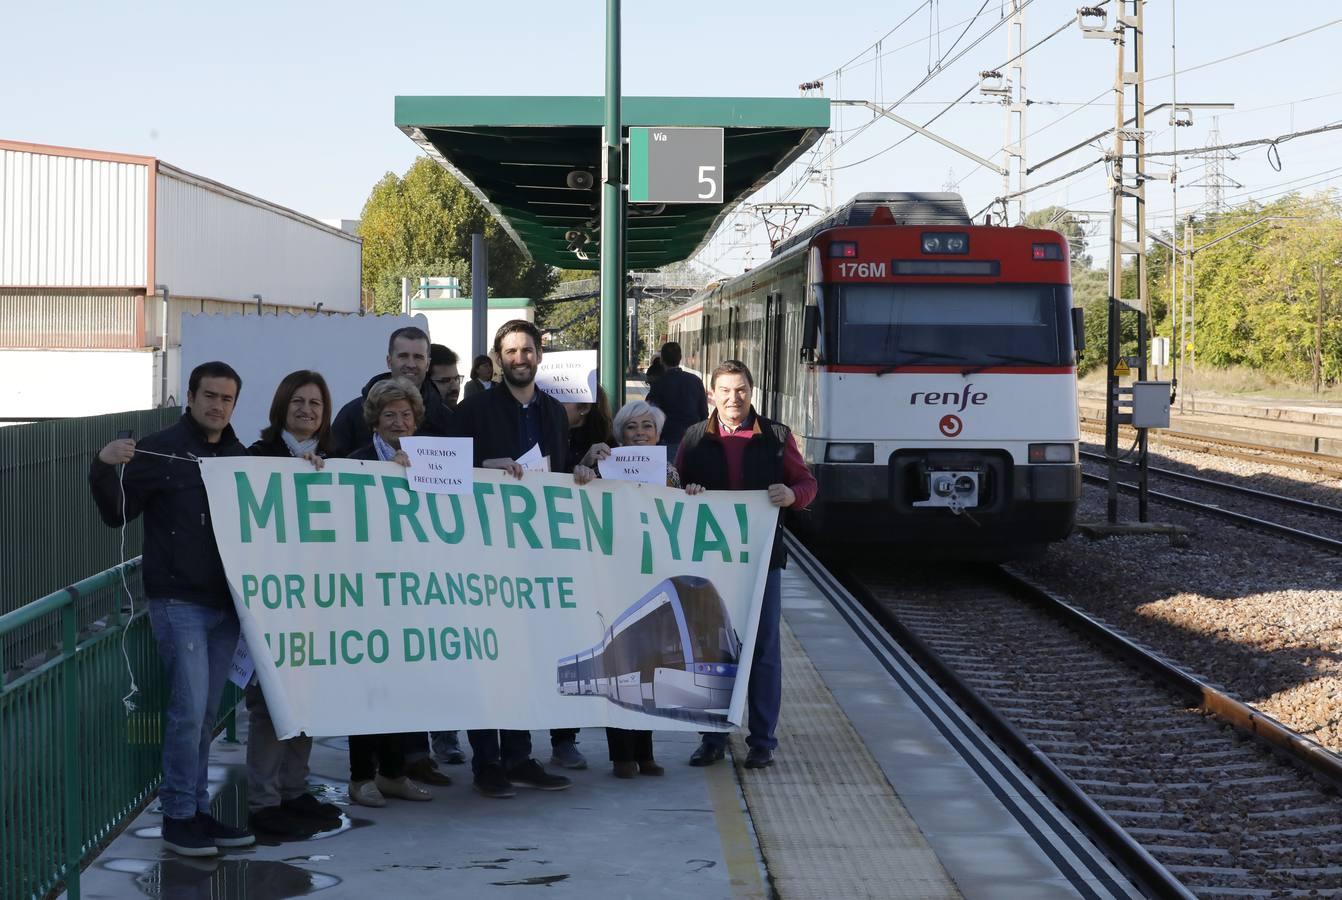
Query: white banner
xmin=200 ymin=458 xmax=778 ymax=739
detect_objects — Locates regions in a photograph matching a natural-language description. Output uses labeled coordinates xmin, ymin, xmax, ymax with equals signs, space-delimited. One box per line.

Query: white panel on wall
xmin=0 ymin=349 xmax=155 ymax=418
xmin=0 ymin=150 xmax=148 ymax=287
xmin=179 ymin=313 xmax=427 ymax=446
xmin=156 ymin=167 xmax=361 ymax=313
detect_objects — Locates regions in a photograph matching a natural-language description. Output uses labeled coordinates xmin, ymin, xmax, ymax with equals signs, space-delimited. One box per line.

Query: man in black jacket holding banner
xmin=448 ymin=319 xmax=574 ymax=797
xmin=89 ymin=361 xmax=256 ymax=857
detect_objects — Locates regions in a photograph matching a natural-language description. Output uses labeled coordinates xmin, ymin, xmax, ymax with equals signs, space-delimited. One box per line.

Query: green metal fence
xmin=0 ymin=560 xmax=240 ymax=900
xmin=0 ymin=408 xmax=182 ymax=675
xmin=0 ymin=407 xmax=183 ymax=616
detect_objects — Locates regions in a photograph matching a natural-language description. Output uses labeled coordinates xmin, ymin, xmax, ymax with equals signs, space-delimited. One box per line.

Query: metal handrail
xmin=0 ymin=558 xmax=141 ymax=646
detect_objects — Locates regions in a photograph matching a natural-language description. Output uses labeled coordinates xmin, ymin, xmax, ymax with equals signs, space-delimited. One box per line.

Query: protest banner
xmin=200 ymin=457 xmax=779 ymax=739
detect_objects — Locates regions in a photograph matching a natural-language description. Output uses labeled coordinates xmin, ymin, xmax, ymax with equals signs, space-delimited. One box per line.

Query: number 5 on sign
xmin=698 ymin=166 xmax=718 ymax=200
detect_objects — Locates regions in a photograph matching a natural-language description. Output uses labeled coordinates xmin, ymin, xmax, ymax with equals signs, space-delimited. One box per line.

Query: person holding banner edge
xmin=244 ymin=370 xmax=344 ymax=837
xmin=88 ymin=361 xmax=257 ymax=857
xmin=678 ymin=360 xmax=818 ymax=770
xmin=448 ymin=319 xmax=575 ymax=797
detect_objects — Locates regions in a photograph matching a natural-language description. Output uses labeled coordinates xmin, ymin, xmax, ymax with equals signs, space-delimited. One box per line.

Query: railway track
xmin=808 ymin=544 xmax=1342 ymax=900
xmin=1078 ymin=417 xmax=1342 ymax=479
xmin=1077 ymin=452 xmax=1342 ymax=552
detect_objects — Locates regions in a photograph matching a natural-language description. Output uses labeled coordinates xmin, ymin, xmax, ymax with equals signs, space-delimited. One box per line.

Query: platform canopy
xmin=395 ymin=96 xmax=829 ymax=271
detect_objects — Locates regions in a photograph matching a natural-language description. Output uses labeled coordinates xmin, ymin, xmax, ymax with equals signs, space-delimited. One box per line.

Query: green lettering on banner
xmin=236 ymin=471 xmax=286 ymax=543
xmin=499 ymin=483 xmax=542 ymax=550
xmin=285 ymin=574 xmax=305 ymax=608
xmin=543 ymin=486 xmax=581 ymax=551
xmin=472 ymin=482 xmax=496 ymax=546
xmin=427 ymin=494 xmax=466 ymax=543
xmin=579 ymin=489 xmax=613 ymax=555
xmin=691 ymin=504 xmax=733 ymax=563
xmin=558 ymin=577 xmax=576 ymax=608
xmin=242 ymin=574 xmax=259 ymax=607
xmin=654 ymin=498 xmax=684 ymax=560
xmin=337 ymin=473 xmax=376 ymax=542
xmin=382 ymin=476 xmax=428 ymax=543
xmin=294 ymin=472 xmax=336 ymax=542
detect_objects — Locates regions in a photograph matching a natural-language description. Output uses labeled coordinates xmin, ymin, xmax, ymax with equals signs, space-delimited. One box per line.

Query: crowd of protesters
xmin=90 ymin=321 xmax=816 ymax=857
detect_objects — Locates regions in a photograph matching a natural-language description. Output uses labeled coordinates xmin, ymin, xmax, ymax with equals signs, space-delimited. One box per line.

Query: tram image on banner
xmin=556 ymin=576 xmax=741 ymax=724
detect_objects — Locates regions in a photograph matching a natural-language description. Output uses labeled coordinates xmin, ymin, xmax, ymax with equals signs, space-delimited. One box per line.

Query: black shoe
xmin=249 ymin=806 xmax=322 ymax=839
xmin=281 ymin=792 xmax=342 ymax=823
xmin=162 ymin=815 xmax=218 ymax=857
xmin=744 ymin=747 xmax=775 ymax=769
xmin=406 ymin=756 xmax=454 ymax=786
xmin=194 ymin=812 xmax=256 ymax=848
xmin=506 ymin=758 xmax=572 ymax=791
xmin=688 ymin=740 xmax=725 ymax=767
xmin=473 ymin=764 xmax=517 ymax=799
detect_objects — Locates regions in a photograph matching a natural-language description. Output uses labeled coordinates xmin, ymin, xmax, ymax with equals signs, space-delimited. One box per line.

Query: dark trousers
xmin=468 ymin=729 xmax=531 ymax=774
xmin=348 ymin=733 xmax=408 ymax=781
xmin=703 ymin=567 xmax=782 ymax=751
xmin=606 ymin=728 xmax=653 ymax=762
xmin=401 ymin=731 xmax=430 ymax=759
xmin=550 ymin=728 xmax=579 ymax=746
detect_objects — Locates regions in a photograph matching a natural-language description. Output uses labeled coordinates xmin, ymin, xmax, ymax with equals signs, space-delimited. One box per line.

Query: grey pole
xmin=471 ymin=232 xmax=489 ymax=360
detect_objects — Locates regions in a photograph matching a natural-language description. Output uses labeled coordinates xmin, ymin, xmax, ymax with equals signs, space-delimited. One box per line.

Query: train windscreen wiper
xmin=959 ymin=352 xmax=1053 ymax=377
xmin=874 ymin=350 xmax=969 ymax=377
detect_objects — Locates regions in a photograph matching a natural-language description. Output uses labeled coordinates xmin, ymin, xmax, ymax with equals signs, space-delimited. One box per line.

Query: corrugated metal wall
xmin=0 ymin=149 xmax=148 ymax=287
xmin=155 ymin=166 xmax=361 ymax=312
xmin=0 ymin=289 xmax=140 ymax=348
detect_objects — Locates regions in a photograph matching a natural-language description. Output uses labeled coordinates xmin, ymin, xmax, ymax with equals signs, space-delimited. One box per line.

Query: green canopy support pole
xmin=599 ymin=0 xmax=625 ymax=408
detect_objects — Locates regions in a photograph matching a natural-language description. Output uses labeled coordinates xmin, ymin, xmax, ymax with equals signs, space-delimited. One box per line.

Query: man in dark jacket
xmin=676 ymin=360 xmax=818 ymax=771
xmin=447 ymin=319 xmax=573 ymax=797
xmin=329 ymin=326 xmax=453 ymax=456
xmin=645 ymin=341 xmax=707 ymax=460
xmin=89 ymin=361 xmax=256 ymax=857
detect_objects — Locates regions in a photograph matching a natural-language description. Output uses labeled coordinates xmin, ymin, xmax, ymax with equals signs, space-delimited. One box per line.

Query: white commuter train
xmin=667 ymin=193 xmax=1083 ymax=559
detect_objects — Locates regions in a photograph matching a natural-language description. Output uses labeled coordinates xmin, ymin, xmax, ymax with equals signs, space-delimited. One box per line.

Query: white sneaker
xmin=375 ymin=774 xmax=433 ymax=801
xmin=349 ymin=780 xmax=386 ymax=808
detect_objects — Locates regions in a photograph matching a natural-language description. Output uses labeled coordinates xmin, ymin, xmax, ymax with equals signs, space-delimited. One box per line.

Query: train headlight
xmin=920 ymin=231 xmax=970 ymax=254
xmin=1028 ymin=443 xmax=1077 ymax=463
xmin=824 ymin=442 xmax=874 ymax=463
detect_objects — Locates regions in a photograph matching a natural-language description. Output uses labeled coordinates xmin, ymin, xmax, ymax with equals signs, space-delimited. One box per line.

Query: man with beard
xmin=329 ymin=326 xmax=453 ymax=456
xmin=447 ymin=319 xmax=574 ymax=797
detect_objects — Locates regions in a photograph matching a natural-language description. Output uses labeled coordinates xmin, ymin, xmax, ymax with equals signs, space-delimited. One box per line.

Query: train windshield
xmin=830 ymin=283 xmax=1072 ymax=367
xmin=677 ymin=584 xmax=740 ymax=665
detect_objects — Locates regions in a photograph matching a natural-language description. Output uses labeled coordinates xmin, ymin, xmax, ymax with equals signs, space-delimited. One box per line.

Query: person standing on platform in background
xmin=89 ymin=362 xmax=256 ymax=857
xmin=428 ymin=344 xmax=463 ymax=408
xmin=448 ymin=319 xmax=574 ymax=798
xmin=244 ymin=370 xmax=344 ymax=837
xmin=584 ymin=399 xmax=678 ymax=778
xmin=345 ymin=379 xmax=440 ymax=806
xmin=329 ymin=326 xmax=453 ymax=456
xmin=678 ymin=360 xmax=818 ymax=770
xmin=646 ymin=341 xmax=707 ymax=462
xmin=644 ymin=353 xmax=665 ymax=386
xmin=462 ymin=353 xmax=496 ymax=400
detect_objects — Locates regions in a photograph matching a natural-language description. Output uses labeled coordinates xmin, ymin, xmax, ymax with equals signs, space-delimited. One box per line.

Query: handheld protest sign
xmin=400 ymin=437 xmax=473 ymax=495
xmin=536 ymin=350 xmax=597 ymax=403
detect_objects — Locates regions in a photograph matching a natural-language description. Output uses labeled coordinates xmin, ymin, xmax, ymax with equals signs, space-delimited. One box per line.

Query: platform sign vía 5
xmin=200 ymin=457 xmax=778 ymax=739
xmin=535 ymin=350 xmax=597 ymax=403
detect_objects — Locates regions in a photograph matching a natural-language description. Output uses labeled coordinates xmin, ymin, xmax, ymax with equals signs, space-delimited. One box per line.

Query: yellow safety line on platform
xmin=705 ymin=751 xmax=768 ymax=899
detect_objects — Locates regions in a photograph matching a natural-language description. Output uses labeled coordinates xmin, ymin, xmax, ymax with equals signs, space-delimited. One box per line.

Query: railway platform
xmin=68 ymin=540 xmax=1139 ymax=900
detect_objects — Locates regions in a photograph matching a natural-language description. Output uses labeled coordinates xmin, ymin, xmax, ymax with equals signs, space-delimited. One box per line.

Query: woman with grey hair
xmin=345 ymin=378 xmax=433 ymax=805
xmin=348 ymin=378 xmax=422 ymax=464
xmin=594 ymin=399 xmax=683 ymax=778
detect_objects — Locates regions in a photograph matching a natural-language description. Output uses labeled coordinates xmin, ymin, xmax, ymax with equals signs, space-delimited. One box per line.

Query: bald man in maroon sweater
xmin=676 ymin=359 xmax=818 ymax=769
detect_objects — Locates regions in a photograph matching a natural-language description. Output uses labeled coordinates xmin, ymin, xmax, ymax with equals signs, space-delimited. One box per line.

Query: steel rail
xmin=1080 ymin=470 xmax=1342 ymax=551
xmin=1078 ymin=415 xmax=1342 ymax=475
xmin=1079 ymin=448 xmax=1342 ymax=519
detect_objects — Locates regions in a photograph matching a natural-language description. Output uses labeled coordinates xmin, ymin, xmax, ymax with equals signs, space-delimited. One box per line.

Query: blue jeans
xmin=147 ymin=598 xmax=239 ymax=820
xmin=704 ymin=567 xmax=782 ymax=751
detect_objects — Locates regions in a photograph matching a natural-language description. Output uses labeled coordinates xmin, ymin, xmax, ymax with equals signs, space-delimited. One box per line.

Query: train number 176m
xmin=838 ymin=262 xmax=887 ymax=277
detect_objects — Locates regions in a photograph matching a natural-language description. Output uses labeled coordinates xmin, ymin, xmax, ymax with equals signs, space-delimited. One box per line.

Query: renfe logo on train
xmin=910 ymin=384 xmax=988 ymax=412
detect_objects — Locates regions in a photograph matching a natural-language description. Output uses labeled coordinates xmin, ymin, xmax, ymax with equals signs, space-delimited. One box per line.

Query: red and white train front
xmin=797 ymin=221 xmax=1083 ymax=555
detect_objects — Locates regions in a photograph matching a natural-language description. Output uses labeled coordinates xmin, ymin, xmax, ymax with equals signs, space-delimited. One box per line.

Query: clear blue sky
xmin=3 ymin=2 xmax=1338 ymax=272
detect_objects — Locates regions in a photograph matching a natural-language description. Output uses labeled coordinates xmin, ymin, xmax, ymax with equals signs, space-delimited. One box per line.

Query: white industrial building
xmin=0 ymin=139 xmax=362 ymax=420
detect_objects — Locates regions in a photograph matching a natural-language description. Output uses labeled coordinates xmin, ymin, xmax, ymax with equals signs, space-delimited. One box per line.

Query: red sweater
xmin=676 ymin=412 xmax=819 ymax=510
